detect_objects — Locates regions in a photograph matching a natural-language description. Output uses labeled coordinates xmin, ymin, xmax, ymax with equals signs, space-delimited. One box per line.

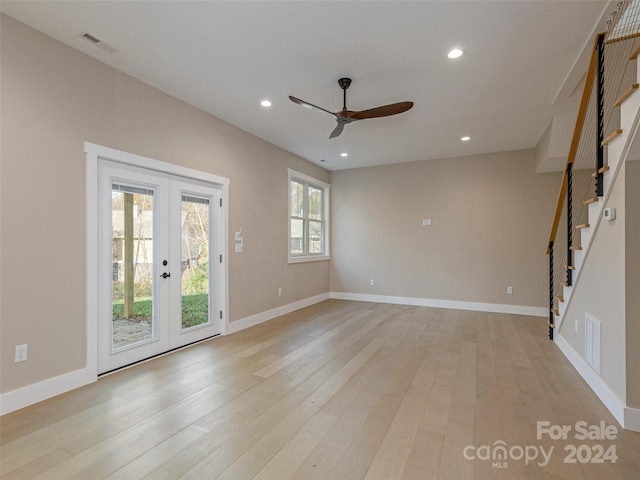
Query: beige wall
xmin=330 ymin=149 xmax=560 ymax=307
xmin=626 ymin=160 xmax=640 ymax=408
xmin=0 ymin=14 xmax=573 ymax=403
xmin=560 ymin=162 xmax=627 ymax=403
xmin=0 ymin=15 xmax=329 ymax=393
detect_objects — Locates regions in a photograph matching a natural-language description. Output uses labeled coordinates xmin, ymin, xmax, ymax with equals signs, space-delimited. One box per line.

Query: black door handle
xmin=161 ymin=272 xmax=171 ymax=279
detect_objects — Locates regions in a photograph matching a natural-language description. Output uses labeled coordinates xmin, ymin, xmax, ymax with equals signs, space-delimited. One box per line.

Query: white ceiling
xmin=1 ymin=1 xmax=613 ymax=170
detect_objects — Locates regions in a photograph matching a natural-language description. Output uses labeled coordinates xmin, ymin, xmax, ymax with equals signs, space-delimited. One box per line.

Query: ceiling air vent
xmin=80 ymin=32 xmax=100 ymax=43
xmin=79 ymin=31 xmax=119 ymax=55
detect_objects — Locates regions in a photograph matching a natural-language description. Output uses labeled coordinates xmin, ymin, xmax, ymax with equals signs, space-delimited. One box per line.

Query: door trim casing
xmin=86 ymin=142 xmax=230 ymax=380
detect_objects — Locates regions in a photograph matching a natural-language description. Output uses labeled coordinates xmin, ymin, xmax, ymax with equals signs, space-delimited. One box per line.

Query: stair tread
xmin=576 ymin=223 xmax=590 ymax=229
xmin=565 ymin=265 xmax=576 ymax=271
xmin=630 ymin=43 xmax=640 ymax=60
xmin=614 ymin=84 xmax=639 ymax=107
xmin=549 ymin=321 xmax=556 ymax=328
xmin=607 ymin=32 xmax=640 ymax=45
xmin=602 ymin=129 xmax=623 ymax=146
xmin=559 ymin=281 xmax=569 ymax=287
xmin=554 ymin=295 xmax=565 ymax=303
xmin=570 ymin=246 xmax=583 ymax=251
xmin=583 ymin=197 xmax=600 ymax=205
xmin=591 ymin=165 xmax=610 ymax=178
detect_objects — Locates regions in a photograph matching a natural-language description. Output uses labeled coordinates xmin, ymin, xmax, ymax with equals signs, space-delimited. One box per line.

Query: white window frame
xmin=288 ymin=169 xmax=330 ymax=263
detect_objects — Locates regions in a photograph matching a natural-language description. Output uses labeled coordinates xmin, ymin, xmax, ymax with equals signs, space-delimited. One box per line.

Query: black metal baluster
xmin=596 ymin=33 xmax=605 ymax=197
xmin=549 ymin=241 xmax=554 ymax=341
xmin=566 ymin=163 xmax=573 ymax=287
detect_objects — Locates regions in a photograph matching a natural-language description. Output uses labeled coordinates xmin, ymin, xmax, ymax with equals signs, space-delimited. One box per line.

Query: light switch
xmin=235 ymin=227 xmax=244 ymax=253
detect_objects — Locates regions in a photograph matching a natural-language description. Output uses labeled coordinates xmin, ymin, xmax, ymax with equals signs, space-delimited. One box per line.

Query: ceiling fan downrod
xmin=338 ymin=77 xmax=352 ymax=110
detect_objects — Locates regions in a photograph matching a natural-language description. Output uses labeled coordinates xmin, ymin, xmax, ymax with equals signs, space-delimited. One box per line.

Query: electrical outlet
xmin=370 ymin=279 xmax=375 ymax=286
xmin=15 ymin=344 xmax=27 ymax=363
xmin=278 ymin=287 xmax=282 ymax=296
xmin=575 ymin=318 xmax=579 ymax=333
xmin=507 ymin=286 xmax=513 ymax=295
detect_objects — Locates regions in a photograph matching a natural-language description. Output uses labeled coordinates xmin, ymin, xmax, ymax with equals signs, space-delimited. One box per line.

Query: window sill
xmin=288 ymin=254 xmax=330 ymax=264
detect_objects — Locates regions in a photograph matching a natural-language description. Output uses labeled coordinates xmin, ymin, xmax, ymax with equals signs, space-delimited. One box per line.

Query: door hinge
xmin=219 ymin=198 xmax=222 ymax=207
xmin=220 ymin=310 xmax=223 ymax=319
xmin=219 ymin=254 xmax=222 ymax=263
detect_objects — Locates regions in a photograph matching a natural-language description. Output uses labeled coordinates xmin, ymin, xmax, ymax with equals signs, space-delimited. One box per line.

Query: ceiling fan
xmin=289 ymin=77 xmax=413 ymax=139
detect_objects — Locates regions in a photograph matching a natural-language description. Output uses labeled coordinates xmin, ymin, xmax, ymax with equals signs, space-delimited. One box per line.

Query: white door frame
xmin=86 ymin=142 xmax=229 ymax=380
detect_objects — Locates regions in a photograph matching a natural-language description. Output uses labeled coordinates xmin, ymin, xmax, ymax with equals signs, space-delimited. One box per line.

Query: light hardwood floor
xmin=1 ymin=300 xmax=639 ymax=479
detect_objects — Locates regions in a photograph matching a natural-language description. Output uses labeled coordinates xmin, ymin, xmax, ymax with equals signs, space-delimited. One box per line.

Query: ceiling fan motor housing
xmin=338 ymin=77 xmax=352 ymax=90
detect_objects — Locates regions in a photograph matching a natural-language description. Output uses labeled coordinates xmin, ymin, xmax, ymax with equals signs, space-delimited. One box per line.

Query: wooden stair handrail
xmin=547 ymin=33 xmax=604 ymax=254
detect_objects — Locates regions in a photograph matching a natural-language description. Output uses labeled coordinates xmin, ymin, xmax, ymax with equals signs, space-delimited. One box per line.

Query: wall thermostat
xmin=603 ymin=207 xmax=616 ymax=221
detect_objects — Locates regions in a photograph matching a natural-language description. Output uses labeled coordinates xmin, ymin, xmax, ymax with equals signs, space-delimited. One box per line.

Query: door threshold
xmin=98 ymin=333 xmax=221 ymax=377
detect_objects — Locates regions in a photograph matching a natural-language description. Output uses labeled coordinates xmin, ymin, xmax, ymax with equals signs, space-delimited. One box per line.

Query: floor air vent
xmin=585 ymin=313 xmax=602 ymax=375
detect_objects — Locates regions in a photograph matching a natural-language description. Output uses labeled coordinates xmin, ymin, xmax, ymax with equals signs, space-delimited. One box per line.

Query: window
xmin=288 ymin=169 xmax=330 ymax=262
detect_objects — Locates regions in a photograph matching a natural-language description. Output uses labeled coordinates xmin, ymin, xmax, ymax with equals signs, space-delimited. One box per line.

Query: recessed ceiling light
xmin=340 ymin=152 xmax=348 ymax=157
xmin=448 ymin=48 xmax=464 ymax=59
xmin=461 ymin=136 xmax=471 ymax=142
xmin=260 ymin=99 xmax=272 ymax=107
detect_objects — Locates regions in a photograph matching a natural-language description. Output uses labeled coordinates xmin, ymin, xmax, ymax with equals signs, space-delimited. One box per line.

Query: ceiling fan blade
xmin=289 ymin=96 xmax=337 ymax=118
xmin=350 ymin=101 xmax=414 ymax=120
xmin=329 ymin=121 xmax=344 ymax=139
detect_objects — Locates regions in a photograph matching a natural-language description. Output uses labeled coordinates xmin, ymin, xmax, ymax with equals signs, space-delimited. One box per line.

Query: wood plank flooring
xmin=2 ymin=300 xmax=640 ymax=479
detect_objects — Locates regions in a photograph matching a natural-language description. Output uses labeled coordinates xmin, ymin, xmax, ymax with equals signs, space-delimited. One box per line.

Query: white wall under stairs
xmin=551 ymin=59 xmax=640 ymax=431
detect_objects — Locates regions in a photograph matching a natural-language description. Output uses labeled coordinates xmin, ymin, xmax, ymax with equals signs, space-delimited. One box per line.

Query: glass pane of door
xmin=111 ymin=184 xmax=155 ymax=350
xmin=180 ymin=195 xmax=210 ymax=330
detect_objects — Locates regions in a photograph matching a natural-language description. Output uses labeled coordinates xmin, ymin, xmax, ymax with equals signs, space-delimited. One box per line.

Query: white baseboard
xmin=0 ymin=293 xmax=331 ymax=416
xmin=225 ymin=291 xmax=547 ymax=335
xmin=624 ymin=406 xmax=640 ymax=432
xmin=5 ymin=293 xmax=605 ymax=422
xmin=0 ymin=368 xmax=96 ymax=416
xmin=329 ymin=292 xmax=547 ymax=317
xmin=554 ymin=333 xmax=639 ymax=431
xmin=226 ymin=292 xmax=331 ymax=335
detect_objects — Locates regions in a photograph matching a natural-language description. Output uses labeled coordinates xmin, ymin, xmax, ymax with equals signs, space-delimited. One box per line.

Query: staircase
xmin=545 ymin=0 xmax=640 ymax=433
xmin=548 ymin=33 xmax=640 ymax=335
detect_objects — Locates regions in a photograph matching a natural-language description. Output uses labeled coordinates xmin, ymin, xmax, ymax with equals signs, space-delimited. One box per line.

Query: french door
xmin=98 ymin=160 xmax=222 ymax=373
